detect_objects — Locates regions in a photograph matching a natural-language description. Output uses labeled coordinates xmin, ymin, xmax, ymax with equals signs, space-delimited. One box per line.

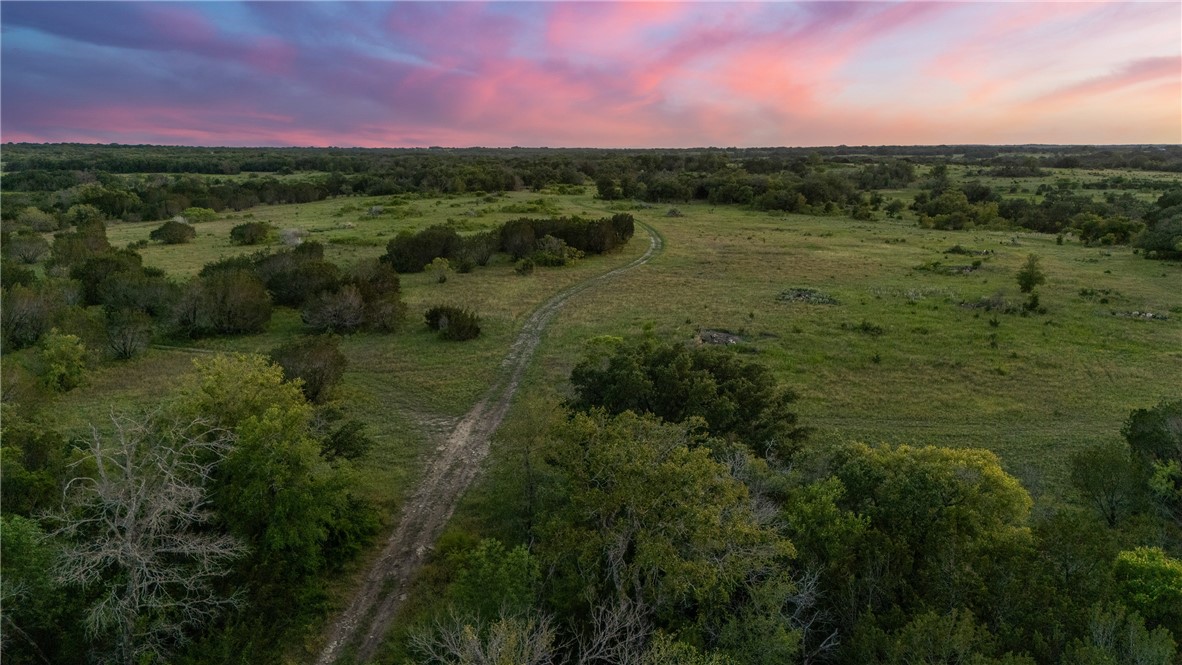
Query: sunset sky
xmin=2 ymin=1 xmax=1179 ymax=148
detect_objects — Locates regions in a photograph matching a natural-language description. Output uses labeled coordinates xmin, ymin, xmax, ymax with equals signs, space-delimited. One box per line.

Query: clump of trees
xmin=0 ymin=354 xmax=380 ymax=663
xmin=568 ymin=334 xmax=806 ymax=458
xmin=381 ymin=214 xmax=635 ymax=276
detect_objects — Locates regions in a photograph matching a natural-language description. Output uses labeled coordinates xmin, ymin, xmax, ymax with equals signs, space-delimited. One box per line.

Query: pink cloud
xmin=1030 ymin=56 xmax=1182 ymax=107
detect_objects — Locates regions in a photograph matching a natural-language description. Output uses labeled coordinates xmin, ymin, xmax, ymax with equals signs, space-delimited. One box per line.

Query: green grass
xmin=25 ymin=175 xmax=1182 ymax=662
xmin=48 ymin=181 xmax=1182 ymax=511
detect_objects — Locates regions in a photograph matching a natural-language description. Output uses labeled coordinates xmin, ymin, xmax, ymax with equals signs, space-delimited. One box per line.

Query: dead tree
xmin=50 ymin=410 xmax=245 ymax=665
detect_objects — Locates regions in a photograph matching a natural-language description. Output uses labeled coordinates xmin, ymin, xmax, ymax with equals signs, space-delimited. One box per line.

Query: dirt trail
xmin=315 ymin=224 xmax=663 ymax=665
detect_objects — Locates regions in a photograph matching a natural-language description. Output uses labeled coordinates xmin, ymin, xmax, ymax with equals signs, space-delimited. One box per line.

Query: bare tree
xmin=50 ymin=410 xmax=245 ymax=665
xmin=575 ymin=595 xmax=651 ymax=665
xmin=408 ymin=607 xmax=559 ymax=665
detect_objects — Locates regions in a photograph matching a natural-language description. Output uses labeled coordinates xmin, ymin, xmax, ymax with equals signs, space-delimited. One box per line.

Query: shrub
xmin=568 ymin=335 xmax=804 ymax=458
xmin=531 ymin=235 xmax=583 ymax=267
xmin=346 ymin=259 xmax=401 ymax=302
xmin=1 ymin=284 xmax=57 ymax=349
xmin=458 ymin=230 xmax=499 ymax=268
xmin=5 ymin=234 xmax=51 ymax=264
xmin=180 ymin=207 xmax=218 ymax=224
xmin=148 ymin=220 xmax=196 ymax=245
xmin=263 ymin=259 xmax=342 ymax=308
xmin=38 ymin=329 xmax=87 ymax=392
xmin=1016 ymin=254 xmax=1047 ymax=294
xmin=321 ymin=419 xmax=375 ymax=461
xmin=2 ymin=262 xmax=37 ymax=289
xmin=383 ymin=225 xmax=462 ymax=273
xmin=424 ymin=305 xmax=481 ymax=341
xmin=302 ymin=285 xmax=366 ymax=333
xmin=269 ymin=335 xmax=347 ymax=403
xmin=98 ymin=271 xmax=178 ymax=317
xmin=69 ymin=250 xmax=144 ymax=306
xmin=16 ymin=207 xmax=58 ymax=232
xmin=426 ymin=257 xmax=452 ymax=283
xmin=514 ymin=258 xmax=535 ymax=276
xmin=173 ymin=269 xmax=272 ymax=337
xmin=105 ymin=309 xmax=153 ymax=360
xmin=1135 ymin=217 xmax=1182 ymax=260
xmin=230 ymin=221 xmax=275 ymax=246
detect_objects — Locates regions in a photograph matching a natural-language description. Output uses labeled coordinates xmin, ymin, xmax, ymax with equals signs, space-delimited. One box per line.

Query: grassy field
xmin=49 ymin=181 xmax=1182 ymax=512
xmin=24 ymin=173 xmax=1180 ymax=662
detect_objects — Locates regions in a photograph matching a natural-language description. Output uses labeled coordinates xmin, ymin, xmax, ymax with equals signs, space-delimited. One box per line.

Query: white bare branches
xmin=408 ymin=607 xmax=559 ymax=665
xmin=49 ymin=410 xmax=245 ymax=665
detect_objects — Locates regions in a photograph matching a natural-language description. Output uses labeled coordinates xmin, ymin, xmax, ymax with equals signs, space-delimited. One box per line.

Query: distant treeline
xmin=5 ymin=143 xmax=1182 ymax=176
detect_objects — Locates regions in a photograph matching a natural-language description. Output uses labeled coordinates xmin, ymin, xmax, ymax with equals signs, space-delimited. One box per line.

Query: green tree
xmin=1123 ymin=400 xmax=1182 ymax=526
xmin=445 ymin=539 xmax=539 ymax=620
xmin=538 ymin=410 xmax=794 ymax=633
xmin=568 ymin=335 xmax=805 ymax=458
xmin=829 ymin=443 xmax=1033 ymax=633
xmin=171 ymin=354 xmax=377 ymax=594
xmin=38 ymin=329 xmax=87 ymax=392
xmin=1016 ymin=254 xmax=1047 ymax=294
xmin=1113 ymin=547 xmax=1182 ymax=637
xmin=148 ymin=220 xmax=196 ymax=244
xmin=1070 ymin=441 xmax=1144 ymax=528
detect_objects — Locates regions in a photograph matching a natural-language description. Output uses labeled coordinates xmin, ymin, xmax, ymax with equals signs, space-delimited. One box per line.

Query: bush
xmin=180 ymin=207 xmax=217 ymax=223
xmin=230 ymin=221 xmax=275 ymax=246
xmin=1 ymin=284 xmax=57 ymax=349
xmin=269 ymin=335 xmax=347 ymax=403
xmin=1016 ymin=254 xmax=1047 ymax=294
xmin=262 ymin=258 xmax=341 ymax=308
xmin=173 ymin=269 xmax=272 ymax=337
xmin=16 ymin=206 xmax=58 ymax=232
xmin=514 ymin=258 xmax=535 ymax=276
xmin=302 ymin=285 xmax=366 ymax=333
xmin=38 ymin=329 xmax=87 ymax=392
xmin=424 ymin=305 xmax=481 ymax=341
xmin=531 ymin=235 xmax=583 ymax=267
xmin=383 ymin=225 xmax=462 ymax=273
xmin=69 ymin=250 xmax=143 ymax=306
xmin=148 ymin=220 xmax=196 ymax=245
xmin=5 ymin=234 xmax=51 ymax=263
xmin=105 ymin=309 xmax=153 ymax=360
xmin=98 ymin=270 xmax=179 ymax=318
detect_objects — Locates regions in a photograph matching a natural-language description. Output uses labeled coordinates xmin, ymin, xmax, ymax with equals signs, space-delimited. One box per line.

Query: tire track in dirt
xmin=315 ymin=223 xmax=663 ymax=665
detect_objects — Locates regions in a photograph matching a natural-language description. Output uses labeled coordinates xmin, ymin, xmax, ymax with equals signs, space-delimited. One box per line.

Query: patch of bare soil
xmin=315 ymin=225 xmax=663 ymax=665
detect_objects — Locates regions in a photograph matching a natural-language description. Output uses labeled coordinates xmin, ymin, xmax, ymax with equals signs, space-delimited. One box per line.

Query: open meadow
xmin=5 ymin=154 xmax=1181 ymax=665
xmin=49 ymin=177 xmax=1181 ymax=510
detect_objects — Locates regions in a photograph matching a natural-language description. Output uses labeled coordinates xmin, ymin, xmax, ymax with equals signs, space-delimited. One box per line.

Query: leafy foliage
xmin=229 ymin=221 xmax=275 ymax=245
xmin=269 ymin=335 xmax=348 ymax=403
xmin=425 ymin=305 xmax=482 ymax=341
xmin=149 ymin=220 xmax=197 ymax=244
xmin=568 ymin=335 xmax=804 ymax=457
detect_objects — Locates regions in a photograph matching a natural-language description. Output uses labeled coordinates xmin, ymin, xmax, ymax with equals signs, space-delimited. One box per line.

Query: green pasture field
xmin=22 ymin=173 xmax=1180 ymax=662
xmin=46 ymin=181 xmax=1180 ymax=517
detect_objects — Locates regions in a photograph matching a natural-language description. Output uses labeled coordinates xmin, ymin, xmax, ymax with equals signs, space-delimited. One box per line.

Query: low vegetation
xmin=1 ymin=144 xmax=1179 ymax=665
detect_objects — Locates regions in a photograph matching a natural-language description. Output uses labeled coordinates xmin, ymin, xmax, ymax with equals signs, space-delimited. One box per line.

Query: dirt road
xmin=315 ymin=223 xmax=663 ymax=665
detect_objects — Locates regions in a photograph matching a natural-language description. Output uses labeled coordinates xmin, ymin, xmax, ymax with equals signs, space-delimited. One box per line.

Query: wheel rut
xmin=315 ymin=224 xmax=663 ymax=664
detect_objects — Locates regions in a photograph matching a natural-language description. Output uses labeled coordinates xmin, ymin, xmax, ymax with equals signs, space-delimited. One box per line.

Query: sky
xmin=1 ymin=1 xmax=1179 ymax=148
